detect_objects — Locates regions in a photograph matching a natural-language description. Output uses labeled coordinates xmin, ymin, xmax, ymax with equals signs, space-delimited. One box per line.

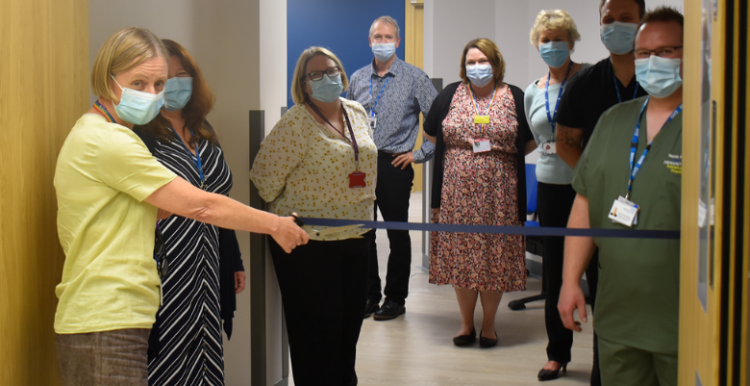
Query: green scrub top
xmin=572 ymin=96 xmax=682 ymax=354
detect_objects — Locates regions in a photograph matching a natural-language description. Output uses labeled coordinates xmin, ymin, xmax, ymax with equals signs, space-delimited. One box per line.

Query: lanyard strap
xmin=93 ymin=100 xmax=116 ymax=123
xmin=170 ymin=127 xmax=205 ymax=187
xmin=545 ymin=61 xmax=573 ymax=134
xmin=308 ymin=101 xmax=360 ymax=163
xmin=369 ymin=76 xmax=391 ymax=117
xmin=627 ymin=97 xmax=683 ymax=199
xmin=468 ymin=83 xmax=499 ymax=137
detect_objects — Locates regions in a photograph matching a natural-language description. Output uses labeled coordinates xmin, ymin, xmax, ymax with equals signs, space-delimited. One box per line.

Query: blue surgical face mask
xmin=111 ymin=75 xmax=164 ymax=125
xmin=635 ymin=56 xmax=683 ymax=98
xmin=466 ymin=64 xmax=494 ymax=88
xmin=309 ymin=73 xmax=344 ymax=103
xmin=372 ymin=42 xmax=397 ymax=62
xmin=164 ymin=77 xmax=193 ymax=111
xmin=600 ymin=21 xmax=639 ymax=55
xmin=539 ymin=41 xmax=570 ymax=69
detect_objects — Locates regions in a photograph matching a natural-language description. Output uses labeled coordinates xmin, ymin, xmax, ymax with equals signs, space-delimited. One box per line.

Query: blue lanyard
xmin=627 ymin=97 xmax=683 ymax=199
xmin=544 ymin=61 xmax=573 ymax=134
xmin=171 ymin=127 xmax=205 ymax=189
xmin=369 ymin=76 xmax=390 ymax=117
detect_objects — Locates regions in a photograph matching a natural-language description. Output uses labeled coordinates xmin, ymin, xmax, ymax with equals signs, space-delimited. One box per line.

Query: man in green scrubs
xmin=557 ymin=7 xmax=684 ymax=386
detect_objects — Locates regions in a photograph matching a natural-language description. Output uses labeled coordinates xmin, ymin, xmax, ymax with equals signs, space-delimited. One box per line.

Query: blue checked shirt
xmin=346 ymin=57 xmax=437 ymax=163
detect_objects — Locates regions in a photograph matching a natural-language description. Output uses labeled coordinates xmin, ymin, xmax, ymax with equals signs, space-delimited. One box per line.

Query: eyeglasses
xmin=634 ymin=46 xmax=683 ymax=59
xmin=305 ymin=67 xmax=340 ymax=83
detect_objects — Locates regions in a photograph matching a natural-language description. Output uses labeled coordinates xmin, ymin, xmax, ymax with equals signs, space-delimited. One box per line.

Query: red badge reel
xmin=349 ymin=171 xmax=366 ymax=188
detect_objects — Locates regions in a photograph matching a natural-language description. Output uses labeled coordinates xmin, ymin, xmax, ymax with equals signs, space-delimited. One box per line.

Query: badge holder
xmin=541 ymin=141 xmax=556 ymax=155
xmin=609 ymin=196 xmax=639 ymax=227
xmin=349 ymin=170 xmax=367 ymax=188
xmin=473 ymin=115 xmax=491 ymax=154
xmin=368 ymin=115 xmax=377 ymax=130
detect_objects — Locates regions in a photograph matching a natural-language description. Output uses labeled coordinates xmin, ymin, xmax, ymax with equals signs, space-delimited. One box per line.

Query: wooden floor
xmin=291 ymin=193 xmax=594 ymax=386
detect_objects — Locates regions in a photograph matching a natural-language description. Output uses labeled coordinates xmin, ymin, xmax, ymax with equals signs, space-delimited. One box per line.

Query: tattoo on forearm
xmin=559 ymin=127 xmax=582 ymax=149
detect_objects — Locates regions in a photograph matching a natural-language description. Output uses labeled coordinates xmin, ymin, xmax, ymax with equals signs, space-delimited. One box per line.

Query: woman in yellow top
xmin=250 ymin=47 xmax=377 ymax=386
xmin=53 ymin=27 xmax=308 ymax=386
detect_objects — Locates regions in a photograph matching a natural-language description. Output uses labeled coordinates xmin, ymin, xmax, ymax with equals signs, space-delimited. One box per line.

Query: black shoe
xmin=373 ymin=299 xmax=405 ymax=321
xmin=479 ymin=330 xmax=498 ymax=348
xmin=452 ymin=328 xmax=476 ymax=346
xmin=364 ymin=299 xmax=380 ymax=318
xmin=537 ymin=362 xmax=567 ymax=381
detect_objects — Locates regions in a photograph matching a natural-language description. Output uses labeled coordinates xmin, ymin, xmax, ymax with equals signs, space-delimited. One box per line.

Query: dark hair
xmin=138 ymin=39 xmax=217 ymax=145
xmin=599 ymin=0 xmax=646 ymax=20
xmin=641 ymin=6 xmax=684 ymax=27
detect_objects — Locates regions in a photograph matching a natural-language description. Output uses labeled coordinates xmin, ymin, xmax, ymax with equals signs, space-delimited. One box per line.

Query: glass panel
xmin=697 ymin=0 xmax=714 ymax=313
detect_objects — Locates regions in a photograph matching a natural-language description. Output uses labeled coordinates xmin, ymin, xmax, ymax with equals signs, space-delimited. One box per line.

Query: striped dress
xmin=144 ymin=131 xmax=233 ymax=386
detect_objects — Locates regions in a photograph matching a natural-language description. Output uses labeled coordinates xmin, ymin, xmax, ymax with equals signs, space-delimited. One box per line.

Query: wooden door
xmin=0 ymin=0 xmax=89 ymax=384
xmin=679 ymin=0 xmax=750 ymax=385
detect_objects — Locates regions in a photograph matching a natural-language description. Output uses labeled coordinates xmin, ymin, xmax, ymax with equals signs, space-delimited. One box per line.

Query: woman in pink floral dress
xmin=423 ymin=38 xmax=536 ymax=348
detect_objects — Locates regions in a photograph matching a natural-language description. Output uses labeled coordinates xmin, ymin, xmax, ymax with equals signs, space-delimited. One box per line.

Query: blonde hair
xmin=459 ymin=38 xmax=505 ymax=85
xmin=90 ymin=27 xmax=169 ymax=100
xmin=529 ymin=10 xmax=581 ymax=47
xmin=291 ymin=47 xmax=349 ymax=105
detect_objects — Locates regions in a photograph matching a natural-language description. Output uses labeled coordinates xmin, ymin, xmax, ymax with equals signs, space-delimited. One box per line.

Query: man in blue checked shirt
xmin=347 ymin=15 xmax=437 ymax=321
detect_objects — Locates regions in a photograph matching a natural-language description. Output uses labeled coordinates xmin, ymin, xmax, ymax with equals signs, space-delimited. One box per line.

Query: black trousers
xmin=537 ymin=182 xmax=600 ymax=385
xmin=367 ymin=153 xmax=414 ymax=304
xmin=269 ymin=231 xmax=372 ymax=386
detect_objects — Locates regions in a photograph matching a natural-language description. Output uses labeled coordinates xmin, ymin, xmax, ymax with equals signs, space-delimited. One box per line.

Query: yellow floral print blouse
xmin=250 ymin=98 xmax=377 ymax=241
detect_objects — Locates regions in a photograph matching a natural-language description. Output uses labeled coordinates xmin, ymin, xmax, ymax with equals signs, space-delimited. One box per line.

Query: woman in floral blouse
xmin=250 ymin=46 xmax=377 ymax=386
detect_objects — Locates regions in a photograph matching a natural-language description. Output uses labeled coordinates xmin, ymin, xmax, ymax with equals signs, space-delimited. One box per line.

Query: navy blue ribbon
xmin=299 ymin=218 xmax=680 ymax=240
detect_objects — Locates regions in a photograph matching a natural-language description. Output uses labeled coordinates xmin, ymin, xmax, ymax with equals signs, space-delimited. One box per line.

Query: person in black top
xmin=554 ymin=1 xmax=648 ymax=385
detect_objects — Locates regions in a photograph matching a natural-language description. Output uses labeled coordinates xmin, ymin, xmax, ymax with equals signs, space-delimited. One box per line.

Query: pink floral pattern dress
xmin=429 ymin=83 xmax=527 ymax=292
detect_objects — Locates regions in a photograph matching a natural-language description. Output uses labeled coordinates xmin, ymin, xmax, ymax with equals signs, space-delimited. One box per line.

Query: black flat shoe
xmin=453 ymin=328 xmax=476 ymax=346
xmin=373 ymin=299 xmax=405 ymax=321
xmin=364 ymin=299 xmax=380 ymax=318
xmin=537 ymin=362 xmax=567 ymax=381
xmin=479 ymin=330 xmax=498 ymax=348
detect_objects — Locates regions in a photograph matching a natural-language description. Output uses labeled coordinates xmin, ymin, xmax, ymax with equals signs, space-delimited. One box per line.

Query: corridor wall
xmin=0 ymin=0 xmax=89 ymax=384
xmin=424 ymin=0 xmax=684 ymax=89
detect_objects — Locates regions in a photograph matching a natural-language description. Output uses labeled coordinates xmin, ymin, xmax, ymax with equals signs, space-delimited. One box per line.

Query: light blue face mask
xmin=466 ymin=64 xmax=494 ymax=88
xmin=600 ymin=21 xmax=639 ymax=55
xmin=372 ymin=42 xmax=397 ymax=62
xmin=111 ymin=75 xmax=164 ymax=125
xmin=539 ymin=41 xmax=570 ymax=69
xmin=309 ymin=74 xmax=344 ymax=103
xmin=164 ymin=77 xmax=193 ymax=111
xmin=635 ymin=56 xmax=683 ymax=98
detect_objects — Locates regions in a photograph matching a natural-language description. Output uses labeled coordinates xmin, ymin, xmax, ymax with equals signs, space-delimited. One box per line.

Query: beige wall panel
xmin=0 ymin=0 xmax=89 ymax=384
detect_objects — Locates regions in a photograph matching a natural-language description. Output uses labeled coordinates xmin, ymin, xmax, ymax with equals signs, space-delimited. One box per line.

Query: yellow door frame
xmin=405 ymin=0 xmax=425 ymax=192
xmin=679 ymin=0 xmax=749 ymax=385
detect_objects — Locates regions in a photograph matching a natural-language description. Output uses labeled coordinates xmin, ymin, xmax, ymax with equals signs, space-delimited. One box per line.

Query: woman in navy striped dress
xmin=135 ymin=39 xmax=244 ymax=386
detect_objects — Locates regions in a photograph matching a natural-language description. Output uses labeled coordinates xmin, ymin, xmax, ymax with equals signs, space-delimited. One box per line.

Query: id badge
xmin=349 ymin=171 xmax=367 ymax=188
xmin=473 ymin=139 xmax=491 ymax=153
xmin=541 ymin=141 xmax=556 ymax=155
xmin=368 ymin=115 xmax=377 ymax=129
xmin=474 ymin=116 xmax=490 ymax=124
xmin=608 ymin=196 xmax=639 ymax=227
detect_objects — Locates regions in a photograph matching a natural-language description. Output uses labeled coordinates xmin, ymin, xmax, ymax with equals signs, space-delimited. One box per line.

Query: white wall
xmin=425 ymin=0 xmax=685 ymax=89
